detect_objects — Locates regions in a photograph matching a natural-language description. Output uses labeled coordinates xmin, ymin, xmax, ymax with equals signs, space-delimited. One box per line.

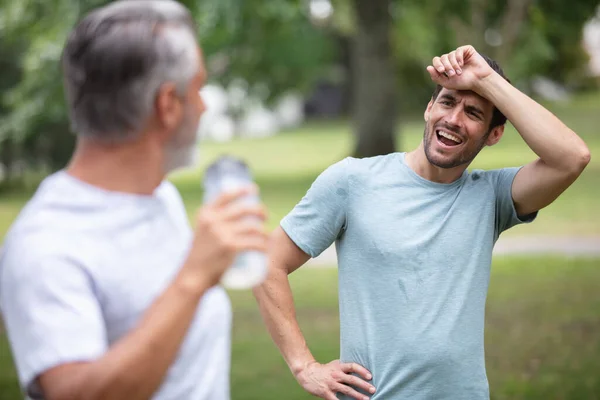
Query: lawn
xmin=178 ymin=92 xmax=600 ymax=237
xmin=0 ymin=256 xmax=599 ymax=399
xmin=0 ymin=93 xmax=599 ymax=399
xmin=1 ymin=93 xmax=600 ymax=238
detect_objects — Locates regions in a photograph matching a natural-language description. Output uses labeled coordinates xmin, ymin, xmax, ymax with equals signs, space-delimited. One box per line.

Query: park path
xmin=306 ymin=235 xmax=600 ymax=267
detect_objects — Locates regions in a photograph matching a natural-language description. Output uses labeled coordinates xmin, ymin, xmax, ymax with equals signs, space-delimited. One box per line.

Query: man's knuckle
xmin=337 ymin=384 xmax=352 ymax=395
xmin=326 ymin=378 xmax=338 ymax=388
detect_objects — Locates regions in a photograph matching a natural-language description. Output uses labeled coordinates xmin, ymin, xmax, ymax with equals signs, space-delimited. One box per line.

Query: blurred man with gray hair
xmin=0 ymin=1 xmax=267 ymax=399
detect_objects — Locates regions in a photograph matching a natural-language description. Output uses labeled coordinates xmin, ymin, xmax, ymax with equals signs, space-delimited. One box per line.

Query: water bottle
xmin=203 ymin=155 xmax=268 ymax=290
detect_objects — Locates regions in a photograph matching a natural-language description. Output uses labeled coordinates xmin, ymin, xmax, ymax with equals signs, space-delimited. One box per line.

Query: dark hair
xmin=431 ymin=53 xmax=509 ymax=130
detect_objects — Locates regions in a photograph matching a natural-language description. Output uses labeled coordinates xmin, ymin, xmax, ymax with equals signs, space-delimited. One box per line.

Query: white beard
xmin=164 ymin=143 xmax=200 ymax=175
xmin=164 ymin=104 xmax=201 ymax=175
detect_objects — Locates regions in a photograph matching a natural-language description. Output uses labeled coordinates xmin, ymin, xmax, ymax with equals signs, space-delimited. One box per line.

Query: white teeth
xmin=437 ymin=130 xmax=462 ymax=144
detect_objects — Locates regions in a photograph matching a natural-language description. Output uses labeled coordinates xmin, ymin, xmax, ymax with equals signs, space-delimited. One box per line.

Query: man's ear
xmin=485 ymin=124 xmax=505 ymax=147
xmin=155 ymin=83 xmax=183 ymax=140
xmin=424 ymin=99 xmax=433 ymax=122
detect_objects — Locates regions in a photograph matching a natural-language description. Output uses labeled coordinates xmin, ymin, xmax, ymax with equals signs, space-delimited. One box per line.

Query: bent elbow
xmin=565 ymin=145 xmax=591 ymax=177
xmin=580 ymin=146 xmax=591 ymax=168
xmin=574 ymin=146 xmax=591 ymax=173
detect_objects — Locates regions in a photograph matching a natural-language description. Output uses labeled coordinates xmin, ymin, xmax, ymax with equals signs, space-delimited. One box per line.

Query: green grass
xmin=1 ymin=257 xmax=599 ymax=399
xmin=1 ymin=93 xmax=600 ymax=238
xmin=228 ymin=257 xmax=600 ymax=400
xmin=0 ymin=93 xmax=599 ymax=396
xmin=178 ymin=93 xmax=600 ymax=236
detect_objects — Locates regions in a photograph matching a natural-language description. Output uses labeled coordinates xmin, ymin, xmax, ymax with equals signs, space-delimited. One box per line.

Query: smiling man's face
xmin=423 ymin=88 xmax=498 ymax=169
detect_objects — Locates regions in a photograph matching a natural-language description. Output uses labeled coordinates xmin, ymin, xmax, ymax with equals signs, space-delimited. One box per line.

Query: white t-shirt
xmin=0 ymin=171 xmax=232 ymax=400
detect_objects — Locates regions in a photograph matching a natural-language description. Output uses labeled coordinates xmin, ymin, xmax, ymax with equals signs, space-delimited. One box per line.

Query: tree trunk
xmin=351 ymin=0 xmax=397 ymax=158
xmin=495 ymin=0 xmax=534 ymax=67
xmin=0 ymin=138 xmax=15 ymax=185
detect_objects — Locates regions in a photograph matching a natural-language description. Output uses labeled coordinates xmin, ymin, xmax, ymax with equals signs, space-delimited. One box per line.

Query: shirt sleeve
xmin=0 ymin=239 xmax=107 ymax=399
xmin=280 ymin=158 xmax=350 ymax=258
xmin=488 ymin=167 xmax=538 ymax=237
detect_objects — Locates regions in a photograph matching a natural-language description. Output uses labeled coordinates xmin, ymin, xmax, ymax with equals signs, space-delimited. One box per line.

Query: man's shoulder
xmin=340 ymin=153 xmax=402 ymax=179
xmin=0 ymin=173 xmax=112 ymax=274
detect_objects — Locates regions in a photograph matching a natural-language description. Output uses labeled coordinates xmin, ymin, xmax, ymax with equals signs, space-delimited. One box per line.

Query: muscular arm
xmin=432 ymin=45 xmax=591 ymax=217
xmin=476 ymin=72 xmax=591 ymax=216
xmin=39 ymin=267 xmax=211 ymax=400
xmin=252 ymin=160 xmax=374 ymax=400
xmin=252 ymin=227 xmax=312 ymax=376
xmin=253 ymin=228 xmax=374 ymax=400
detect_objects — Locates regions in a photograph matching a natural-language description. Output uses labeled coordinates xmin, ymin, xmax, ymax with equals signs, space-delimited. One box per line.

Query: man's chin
xmin=425 ymin=149 xmax=465 ymax=169
xmin=164 ymin=145 xmax=200 ymax=175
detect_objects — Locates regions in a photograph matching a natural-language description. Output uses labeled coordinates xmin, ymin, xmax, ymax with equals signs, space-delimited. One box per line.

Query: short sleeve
xmin=0 ymin=241 xmax=107 ymax=398
xmin=489 ymin=167 xmax=538 ymax=237
xmin=280 ymin=158 xmax=350 ymax=258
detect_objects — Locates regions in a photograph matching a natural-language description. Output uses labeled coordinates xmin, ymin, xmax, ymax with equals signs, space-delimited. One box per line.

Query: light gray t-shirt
xmin=0 ymin=172 xmax=232 ymax=400
xmin=281 ymin=152 xmax=536 ymax=399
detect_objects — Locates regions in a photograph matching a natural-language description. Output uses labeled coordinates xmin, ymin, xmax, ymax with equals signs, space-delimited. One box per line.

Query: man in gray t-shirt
xmin=253 ymin=46 xmax=591 ymax=399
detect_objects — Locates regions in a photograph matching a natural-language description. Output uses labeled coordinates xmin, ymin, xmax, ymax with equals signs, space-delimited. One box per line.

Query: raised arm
xmin=429 ymin=45 xmax=591 ymax=216
xmin=253 ymin=227 xmax=375 ymax=400
xmin=475 ymin=72 xmax=590 ymax=216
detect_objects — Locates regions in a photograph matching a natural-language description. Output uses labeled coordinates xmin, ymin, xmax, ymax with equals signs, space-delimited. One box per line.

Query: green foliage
xmin=0 ymin=0 xmax=597 ymax=179
xmin=195 ymin=0 xmax=338 ymax=103
xmin=0 ymin=0 xmax=337 ymax=178
xmin=390 ymin=0 xmax=600 ymax=111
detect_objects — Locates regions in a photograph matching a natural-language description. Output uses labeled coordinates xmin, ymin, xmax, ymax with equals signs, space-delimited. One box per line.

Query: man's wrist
xmin=290 ymin=357 xmax=317 ymax=378
xmin=174 ymin=266 xmax=213 ymax=301
xmin=473 ymin=70 xmax=506 ymax=100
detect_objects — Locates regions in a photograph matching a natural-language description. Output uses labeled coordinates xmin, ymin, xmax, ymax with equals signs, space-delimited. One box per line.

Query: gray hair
xmin=61 ymin=0 xmax=201 ymax=142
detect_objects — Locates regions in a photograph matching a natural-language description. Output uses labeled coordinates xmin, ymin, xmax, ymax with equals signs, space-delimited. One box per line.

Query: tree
xmin=1 ymin=0 xmax=598 ymax=185
xmin=350 ymin=0 xmax=397 ymax=158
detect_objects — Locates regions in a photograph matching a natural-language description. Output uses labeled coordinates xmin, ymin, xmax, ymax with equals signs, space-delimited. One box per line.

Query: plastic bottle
xmin=203 ymin=155 xmax=268 ymax=289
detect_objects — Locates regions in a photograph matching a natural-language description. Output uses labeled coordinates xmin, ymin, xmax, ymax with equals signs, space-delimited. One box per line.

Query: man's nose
xmin=445 ymin=107 xmax=463 ymax=129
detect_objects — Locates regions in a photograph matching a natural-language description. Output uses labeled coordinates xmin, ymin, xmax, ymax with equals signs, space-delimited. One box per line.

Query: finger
xmin=432 ymin=56 xmax=444 ymax=74
xmin=230 ymin=222 xmax=267 ymax=237
xmin=440 ymin=54 xmax=455 ymax=76
xmin=324 ymin=393 xmax=338 ymax=400
xmin=458 ymin=45 xmax=474 ymax=65
xmin=210 ymin=184 xmax=258 ymax=209
xmin=338 ymin=374 xmax=376 ymax=395
xmin=221 ymin=204 xmax=267 ymax=222
xmin=448 ymin=52 xmax=461 ymax=74
xmin=426 ymin=66 xmax=444 ymax=83
xmin=332 ymin=383 xmax=370 ymax=400
xmin=340 ymin=363 xmax=372 ymax=381
xmin=455 ymin=47 xmax=465 ymax=67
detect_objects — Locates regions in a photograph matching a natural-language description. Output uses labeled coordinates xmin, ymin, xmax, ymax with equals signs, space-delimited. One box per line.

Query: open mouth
xmin=436 ymin=129 xmax=463 ymax=147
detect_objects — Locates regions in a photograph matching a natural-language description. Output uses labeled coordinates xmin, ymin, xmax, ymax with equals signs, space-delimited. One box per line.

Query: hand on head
xmin=426 ymin=45 xmax=495 ymax=93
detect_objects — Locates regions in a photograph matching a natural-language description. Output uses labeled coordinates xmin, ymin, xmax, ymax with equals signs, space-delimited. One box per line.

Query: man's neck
xmin=66 ymin=136 xmax=166 ymax=196
xmin=405 ymin=143 xmax=468 ymax=184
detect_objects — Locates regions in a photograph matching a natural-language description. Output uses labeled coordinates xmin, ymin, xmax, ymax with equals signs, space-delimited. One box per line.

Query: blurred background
xmin=1 ymin=0 xmax=600 ymax=399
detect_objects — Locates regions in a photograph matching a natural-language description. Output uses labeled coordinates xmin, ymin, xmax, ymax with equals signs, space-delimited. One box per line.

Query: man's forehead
xmin=439 ymin=88 xmax=491 ymax=109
